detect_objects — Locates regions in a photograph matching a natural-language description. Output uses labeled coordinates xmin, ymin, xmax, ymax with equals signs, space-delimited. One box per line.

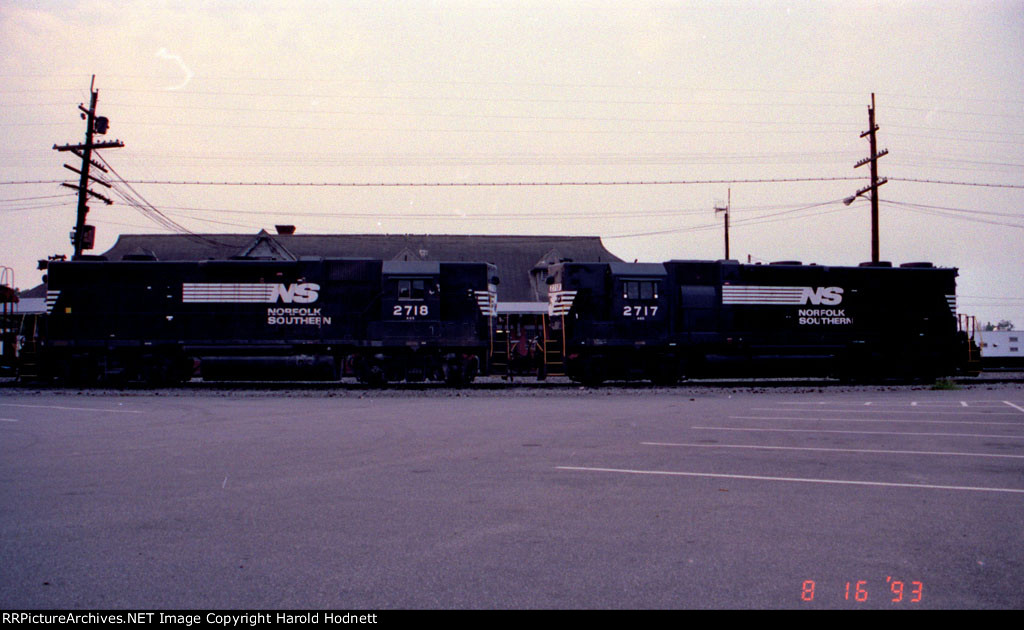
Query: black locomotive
xmin=546 ymin=259 xmax=968 ymax=384
xmin=38 ymin=257 xmax=498 ymax=385
xmin=10 ymin=253 xmax=975 ymax=386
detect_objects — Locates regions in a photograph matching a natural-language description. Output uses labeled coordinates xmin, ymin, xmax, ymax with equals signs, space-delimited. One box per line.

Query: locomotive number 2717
xmin=394 ymin=304 xmax=429 ymax=317
xmin=623 ymin=305 xmax=658 ymax=318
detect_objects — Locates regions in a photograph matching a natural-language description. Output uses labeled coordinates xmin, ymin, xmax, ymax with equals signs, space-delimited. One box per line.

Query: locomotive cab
xmin=548 ymin=261 xmax=675 ymax=385
xmin=362 ymin=261 xmax=496 ymax=385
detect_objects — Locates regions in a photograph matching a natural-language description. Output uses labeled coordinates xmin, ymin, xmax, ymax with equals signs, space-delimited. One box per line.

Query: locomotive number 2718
xmin=394 ymin=304 xmax=429 ymax=317
xmin=623 ymin=305 xmax=658 ymax=318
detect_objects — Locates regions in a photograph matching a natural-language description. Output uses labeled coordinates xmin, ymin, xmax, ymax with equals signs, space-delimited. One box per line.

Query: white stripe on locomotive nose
xmin=474 ymin=290 xmax=496 ymax=316
xmin=549 ymin=289 xmax=577 ymax=315
xmin=45 ymin=290 xmax=61 ymax=313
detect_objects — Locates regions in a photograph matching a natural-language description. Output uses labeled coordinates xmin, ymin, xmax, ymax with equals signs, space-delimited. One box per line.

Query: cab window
xmin=398 ymin=279 xmax=428 ymax=300
xmin=623 ymin=280 xmax=658 ymax=300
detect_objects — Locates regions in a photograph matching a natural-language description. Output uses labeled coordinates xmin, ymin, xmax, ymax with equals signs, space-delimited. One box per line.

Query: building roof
xmin=91 ymin=231 xmax=622 ymax=302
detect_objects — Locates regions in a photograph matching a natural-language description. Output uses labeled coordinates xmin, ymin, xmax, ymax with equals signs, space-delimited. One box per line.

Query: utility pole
xmin=53 ymin=75 xmax=123 ymax=258
xmin=715 ymin=187 xmax=731 ymax=260
xmin=845 ymin=92 xmax=888 ymax=262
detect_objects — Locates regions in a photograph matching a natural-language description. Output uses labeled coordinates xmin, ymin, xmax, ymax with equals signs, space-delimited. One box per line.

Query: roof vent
xmin=275 ymin=225 xmax=296 ymax=235
xmin=858 ymin=261 xmax=893 ymax=267
xmin=769 ymin=260 xmax=802 ymax=266
xmin=899 ymin=262 xmax=934 ymax=268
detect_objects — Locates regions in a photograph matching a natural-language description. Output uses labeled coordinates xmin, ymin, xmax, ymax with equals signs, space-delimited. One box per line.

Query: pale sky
xmin=2 ymin=0 xmax=1022 ymax=327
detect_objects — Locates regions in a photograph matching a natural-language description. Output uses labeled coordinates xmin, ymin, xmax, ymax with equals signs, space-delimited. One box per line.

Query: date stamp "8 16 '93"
xmin=801 ymin=578 xmax=923 ymax=604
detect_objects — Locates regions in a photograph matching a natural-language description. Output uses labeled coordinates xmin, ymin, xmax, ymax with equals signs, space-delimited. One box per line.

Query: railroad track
xmin=4 ymin=372 xmax=1022 ymax=393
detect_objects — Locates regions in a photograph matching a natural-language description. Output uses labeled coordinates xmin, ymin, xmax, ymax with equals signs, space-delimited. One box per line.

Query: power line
xmin=8 ymin=176 xmax=1024 ymax=188
xmin=0 ymin=201 xmax=75 ymax=213
xmin=94 ymin=153 xmax=236 ymax=247
xmin=888 ymin=177 xmax=1024 ymax=189
xmin=7 ymin=74 xmax=1024 ymax=105
xmin=146 ymin=199 xmax=831 ymax=222
xmin=0 ymin=193 xmax=76 ymax=203
xmin=886 ymin=105 xmax=1024 ymax=120
xmin=883 ymin=202 xmax=1024 ymax=229
xmin=71 ymin=176 xmax=870 ymax=187
xmin=887 ymin=132 xmax=1024 ymax=146
xmin=884 ymin=200 xmax=1023 ymax=218
xmin=88 ymin=101 xmax=862 ymax=128
xmin=604 ymin=200 xmax=847 ymax=240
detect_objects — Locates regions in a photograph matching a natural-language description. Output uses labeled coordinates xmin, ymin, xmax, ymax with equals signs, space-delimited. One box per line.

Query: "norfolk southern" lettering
xmin=798 ymin=308 xmax=852 ymax=325
xmin=267 ymin=306 xmax=331 ymax=326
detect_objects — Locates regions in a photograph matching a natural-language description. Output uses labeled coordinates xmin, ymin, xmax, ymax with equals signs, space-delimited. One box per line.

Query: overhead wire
xmin=93 ymin=153 xmax=237 ymax=247
xmin=603 ymin=199 xmax=849 ymax=240
xmin=882 ymin=201 xmax=1024 ymax=229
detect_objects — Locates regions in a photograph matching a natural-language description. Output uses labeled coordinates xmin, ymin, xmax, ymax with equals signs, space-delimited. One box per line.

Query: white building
xmin=979 ymin=330 xmax=1022 ymax=367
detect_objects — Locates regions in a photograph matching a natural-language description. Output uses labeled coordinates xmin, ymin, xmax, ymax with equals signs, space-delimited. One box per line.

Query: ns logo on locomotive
xmin=270 ymin=282 xmax=319 ymax=304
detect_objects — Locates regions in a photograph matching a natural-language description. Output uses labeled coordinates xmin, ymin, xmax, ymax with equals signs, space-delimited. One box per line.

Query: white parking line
xmin=1004 ymin=401 xmax=1024 ymax=414
xmin=730 ymin=415 xmax=1022 ymax=426
xmin=751 ymin=407 xmax=1019 ymax=416
xmin=779 ymin=401 xmax=1009 ymax=407
xmin=694 ymin=426 xmax=1024 ymax=439
xmin=641 ymin=441 xmax=1024 ymax=459
xmin=556 ymin=466 xmax=1024 ymax=494
xmin=0 ymin=403 xmax=143 ymax=414
xmin=0 ymin=418 xmax=18 ymax=422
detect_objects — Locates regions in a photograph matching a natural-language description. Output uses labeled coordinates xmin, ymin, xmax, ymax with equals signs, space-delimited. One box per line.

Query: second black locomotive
xmin=547 ymin=259 xmax=966 ymax=384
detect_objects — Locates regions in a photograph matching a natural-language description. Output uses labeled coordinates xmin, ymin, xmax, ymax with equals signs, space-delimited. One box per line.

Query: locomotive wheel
xmin=354 ymin=356 xmax=387 ymax=387
xmin=140 ymin=354 xmax=188 ymax=387
xmin=442 ymin=360 xmax=465 ymax=387
xmin=362 ymin=365 xmax=386 ymax=387
xmin=61 ymin=354 xmax=100 ymax=387
xmin=649 ymin=357 xmax=680 ymax=386
xmin=441 ymin=355 xmax=478 ymax=387
xmin=580 ymin=359 xmax=606 ymax=387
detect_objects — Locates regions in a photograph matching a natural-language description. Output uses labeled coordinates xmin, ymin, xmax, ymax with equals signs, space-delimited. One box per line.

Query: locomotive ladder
xmin=0 ymin=295 xmax=12 ymax=375
xmin=958 ymin=313 xmax=982 ymax=376
xmin=15 ymin=315 xmax=41 ymax=382
xmin=490 ymin=314 xmax=511 ymax=379
xmin=541 ymin=314 xmax=565 ymax=378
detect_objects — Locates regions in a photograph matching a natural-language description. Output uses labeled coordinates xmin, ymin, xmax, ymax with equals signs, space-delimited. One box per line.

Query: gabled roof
xmin=94 ymin=232 xmax=622 ymax=302
xmin=236 ymin=230 xmax=297 ymax=261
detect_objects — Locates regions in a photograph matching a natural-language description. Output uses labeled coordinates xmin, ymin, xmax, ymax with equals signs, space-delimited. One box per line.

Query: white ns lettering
xmin=271 ymin=283 xmax=320 ymax=304
xmin=800 ymin=287 xmax=843 ymax=306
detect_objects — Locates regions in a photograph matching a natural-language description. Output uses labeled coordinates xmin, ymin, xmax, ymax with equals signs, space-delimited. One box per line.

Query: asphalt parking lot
xmin=1 ymin=385 xmax=1022 ymax=609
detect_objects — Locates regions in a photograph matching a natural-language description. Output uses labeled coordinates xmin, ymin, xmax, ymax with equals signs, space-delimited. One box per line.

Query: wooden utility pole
xmin=848 ymin=93 xmax=888 ymax=262
xmin=53 ymin=75 xmax=123 ymax=257
xmin=715 ymin=188 xmax=731 ymax=260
